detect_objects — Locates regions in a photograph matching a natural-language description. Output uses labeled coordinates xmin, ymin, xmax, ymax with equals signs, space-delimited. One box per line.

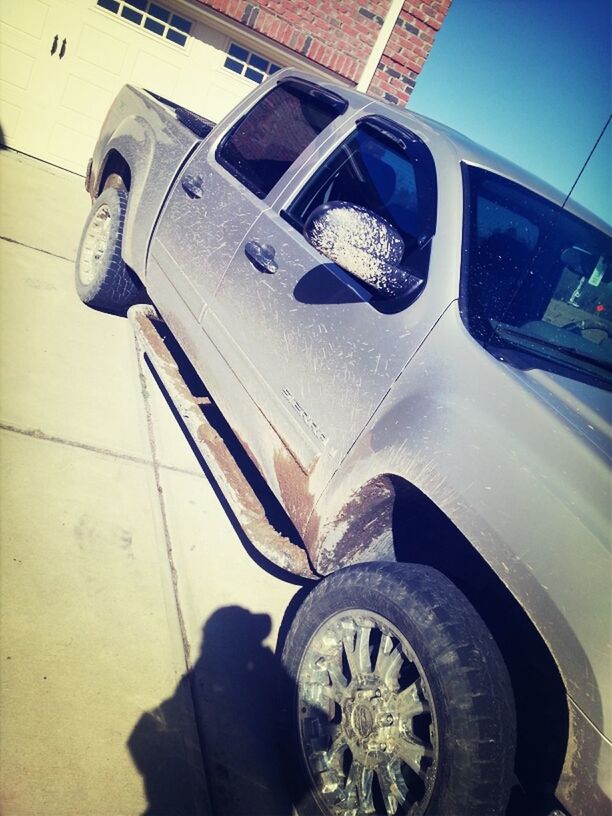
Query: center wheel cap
xmin=351 ymin=703 xmax=374 ymax=738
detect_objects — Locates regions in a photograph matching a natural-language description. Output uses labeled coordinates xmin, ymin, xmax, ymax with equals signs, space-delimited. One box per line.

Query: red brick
xmin=308 ymin=42 xmax=322 ymax=62
xmin=269 ymin=17 xmax=280 ymax=37
xmin=333 ymin=52 xmax=346 ymax=74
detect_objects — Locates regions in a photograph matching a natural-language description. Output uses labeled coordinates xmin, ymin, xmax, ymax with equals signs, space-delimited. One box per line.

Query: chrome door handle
xmin=181 ymin=174 xmax=203 ymax=198
xmin=244 ymin=240 xmax=278 ymax=274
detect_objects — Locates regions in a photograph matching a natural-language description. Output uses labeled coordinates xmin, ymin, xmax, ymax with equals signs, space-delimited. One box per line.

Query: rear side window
xmin=216 ymin=83 xmax=343 ymax=199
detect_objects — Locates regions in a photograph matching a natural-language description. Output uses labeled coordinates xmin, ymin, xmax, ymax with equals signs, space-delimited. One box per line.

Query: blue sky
xmin=408 ymin=0 xmax=611 ymax=223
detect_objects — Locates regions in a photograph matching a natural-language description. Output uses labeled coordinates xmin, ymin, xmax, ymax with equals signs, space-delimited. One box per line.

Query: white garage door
xmin=0 ymin=0 xmax=283 ymax=173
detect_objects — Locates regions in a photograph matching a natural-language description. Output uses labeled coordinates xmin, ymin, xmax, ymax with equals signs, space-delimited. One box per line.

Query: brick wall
xmin=369 ymin=1 xmax=452 ymax=105
xmin=194 ymin=0 xmax=451 ymax=105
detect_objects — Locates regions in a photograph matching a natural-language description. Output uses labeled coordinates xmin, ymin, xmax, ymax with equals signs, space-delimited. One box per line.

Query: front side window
xmin=216 ymin=81 xmax=344 ymax=199
xmin=463 ymin=165 xmax=612 ymax=385
xmin=284 ymin=119 xmax=438 ymax=284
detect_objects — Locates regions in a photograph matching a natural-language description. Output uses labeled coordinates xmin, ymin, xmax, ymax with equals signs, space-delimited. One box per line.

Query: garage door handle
xmin=181 ymin=174 xmax=204 ymax=199
xmin=245 ymin=240 xmax=278 ymax=274
xmin=50 ymin=35 xmax=58 ymax=56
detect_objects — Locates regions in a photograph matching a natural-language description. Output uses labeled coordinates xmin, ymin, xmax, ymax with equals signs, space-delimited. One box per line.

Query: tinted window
xmin=216 ymin=85 xmax=339 ymax=199
xmin=286 ymin=125 xmax=437 ymax=280
xmin=463 ymin=165 xmax=612 ymax=384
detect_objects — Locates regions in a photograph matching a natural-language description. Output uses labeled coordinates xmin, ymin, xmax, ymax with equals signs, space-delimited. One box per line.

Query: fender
xmin=91 ymin=86 xmax=200 ymax=278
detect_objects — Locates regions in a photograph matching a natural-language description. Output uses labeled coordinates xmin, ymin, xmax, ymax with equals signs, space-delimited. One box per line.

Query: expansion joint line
xmin=133 ymin=335 xmax=214 ymax=816
xmin=0 ymin=233 xmax=74 ymax=262
xmin=133 ymin=337 xmax=192 ymax=675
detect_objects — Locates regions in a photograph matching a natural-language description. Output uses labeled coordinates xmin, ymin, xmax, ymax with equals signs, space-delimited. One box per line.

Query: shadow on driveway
xmin=128 ymin=604 xmax=308 ymax=816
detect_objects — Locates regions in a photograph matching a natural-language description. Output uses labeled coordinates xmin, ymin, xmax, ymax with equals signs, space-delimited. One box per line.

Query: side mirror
xmin=303 ymin=202 xmax=417 ymax=299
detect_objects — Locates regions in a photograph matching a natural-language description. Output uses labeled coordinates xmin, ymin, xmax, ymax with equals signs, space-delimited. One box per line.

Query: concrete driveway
xmin=0 ymin=149 xmax=302 ymax=816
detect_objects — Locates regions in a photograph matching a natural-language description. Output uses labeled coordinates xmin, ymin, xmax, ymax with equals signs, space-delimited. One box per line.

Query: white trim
xmin=356 ymin=0 xmax=405 ymax=93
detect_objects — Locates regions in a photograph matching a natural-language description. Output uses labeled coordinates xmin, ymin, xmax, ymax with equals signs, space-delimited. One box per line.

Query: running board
xmin=128 ymin=304 xmax=316 ymax=580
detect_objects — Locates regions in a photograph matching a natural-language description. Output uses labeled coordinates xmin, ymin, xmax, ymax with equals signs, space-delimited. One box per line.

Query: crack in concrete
xmin=133 ymin=337 xmax=193 ymax=674
xmin=132 ymin=333 xmax=214 ymax=816
xmin=0 ymin=234 xmax=74 ymax=263
xmin=0 ymin=421 xmax=203 ymax=479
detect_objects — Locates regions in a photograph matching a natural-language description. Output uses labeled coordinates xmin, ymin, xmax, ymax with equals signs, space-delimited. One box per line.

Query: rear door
xmin=149 ymin=75 xmax=348 ymax=319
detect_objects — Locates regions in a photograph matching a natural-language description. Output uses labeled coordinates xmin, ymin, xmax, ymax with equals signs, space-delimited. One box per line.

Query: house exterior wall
xmin=194 ymin=0 xmax=451 ymax=105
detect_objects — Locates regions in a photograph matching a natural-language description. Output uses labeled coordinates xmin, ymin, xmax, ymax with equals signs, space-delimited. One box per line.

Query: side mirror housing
xmin=304 ymin=202 xmax=420 ymax=299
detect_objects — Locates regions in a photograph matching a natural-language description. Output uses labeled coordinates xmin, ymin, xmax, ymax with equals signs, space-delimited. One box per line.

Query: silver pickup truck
xmin=76 ymin=70 xmax=611 ymax=816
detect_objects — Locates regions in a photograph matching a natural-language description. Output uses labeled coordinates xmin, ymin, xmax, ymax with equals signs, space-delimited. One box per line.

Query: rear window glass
xmin=216 ymin=85 xmax=339 ymax=199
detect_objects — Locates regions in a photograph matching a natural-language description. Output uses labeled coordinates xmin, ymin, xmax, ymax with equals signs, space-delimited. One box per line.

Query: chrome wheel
xmin=79 ymin=203 xmax=112 ymax=285
xmin=297 ymin=610 xmax=438 ymax=816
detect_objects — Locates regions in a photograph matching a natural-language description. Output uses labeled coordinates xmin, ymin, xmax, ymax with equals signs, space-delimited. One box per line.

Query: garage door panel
xmin=61 ymin=74 xmax=115 ymax=122
xmin=0 ymin=0 xmax=50 ymax=39
xmin=0 ymin=46 xmax=35 ymax=91
xmin=0 ymin=99 xmax=20 ymax=141
xmin=130 ymin=51 xmax=182 ymax=99
xmin=75 ymin=23 xmax=129 ymax=75
xmin=47 ymin=121 xmax=96 ymax=168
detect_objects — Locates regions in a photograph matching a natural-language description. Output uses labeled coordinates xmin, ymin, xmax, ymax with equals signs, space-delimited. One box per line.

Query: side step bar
xmin=128 ymin=304 xmax=316 ymax=580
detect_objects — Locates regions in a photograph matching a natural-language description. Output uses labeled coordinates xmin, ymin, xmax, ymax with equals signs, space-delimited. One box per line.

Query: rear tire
xmin=75 ymin=186 xmax=141 ymax=313
xmin=281 ymin=562 xmax=516 ymax=816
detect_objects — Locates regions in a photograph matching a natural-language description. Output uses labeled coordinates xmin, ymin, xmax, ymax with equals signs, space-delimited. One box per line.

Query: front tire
xmin=75 ymin=186 xmax=141 ymax=313
xmin=281 ymin=562 xmax=516 ymax=816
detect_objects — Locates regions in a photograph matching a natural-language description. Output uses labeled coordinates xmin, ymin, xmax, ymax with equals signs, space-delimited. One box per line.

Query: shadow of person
xmin=192 ymin=606 xmax=294 ymax=816
xmin=128 ymin=605 xmax=296 ymax=816
xmin=127 ymin=673 xmax=209 ymax=816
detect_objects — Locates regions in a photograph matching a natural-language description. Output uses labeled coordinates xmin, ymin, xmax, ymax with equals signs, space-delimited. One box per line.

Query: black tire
xmin=281 ymin=562 xmax=516 ymax=816
xmin=75 ymin=186 xmax=142 ymax=313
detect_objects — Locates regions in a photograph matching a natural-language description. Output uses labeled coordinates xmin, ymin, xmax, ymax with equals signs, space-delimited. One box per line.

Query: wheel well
xmin=97 ymin=150 xmax=131 ymax=196
xmin=387 ymin=476 xmax=568 ymax=804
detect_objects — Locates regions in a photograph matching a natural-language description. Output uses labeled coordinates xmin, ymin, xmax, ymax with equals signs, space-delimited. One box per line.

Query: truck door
xmin=148 ymin=76 xmax=347 ymax=320
xmin=207 ymin=116 xmax=441 ymax=496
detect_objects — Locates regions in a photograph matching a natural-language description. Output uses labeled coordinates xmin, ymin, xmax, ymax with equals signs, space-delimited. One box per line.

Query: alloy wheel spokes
xmin=298 ymin=611 xmax=438 ymax=816
xmin=377 ymin=759 xmax=410 ymax=815
xmin=374 ymin=634 xmax=403 ymax=690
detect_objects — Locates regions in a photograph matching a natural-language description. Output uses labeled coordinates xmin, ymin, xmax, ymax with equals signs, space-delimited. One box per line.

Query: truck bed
xmin=87 ymin=85 xmax=215 ymax=278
